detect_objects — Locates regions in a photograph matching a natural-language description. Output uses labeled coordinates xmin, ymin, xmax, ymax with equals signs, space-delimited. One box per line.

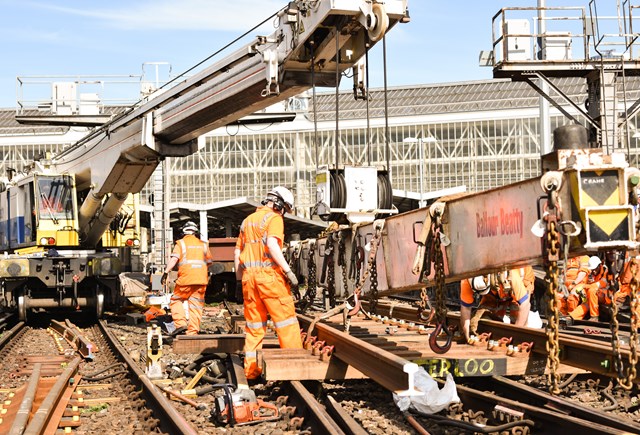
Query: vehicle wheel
xmin=95 ymin=287 xmax=105 ymax=319
xmin=17 ymin=291 xmax=27 ymax=322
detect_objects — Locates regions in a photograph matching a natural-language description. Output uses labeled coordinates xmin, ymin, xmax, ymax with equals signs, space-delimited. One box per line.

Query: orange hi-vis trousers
xmin=242 ymin=268 xmax=302 ymax=380
xmin=170 ymin=284 xmax=206 ymax=335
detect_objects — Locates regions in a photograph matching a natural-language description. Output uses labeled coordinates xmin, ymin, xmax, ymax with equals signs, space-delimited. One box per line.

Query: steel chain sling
xmin=370 ymin=251 xmax=379 ymax=314
xmin=338 ymin=231 xmax=349 ymax=301
xmin=288 ymin=245 xmax=301 ymax=301
xmin=615 ymin=258 xmax=639 ymax=390
xmin=352 ymin=222 xmax=383 ymax=315
xmin=327 ymin=250 xmax=336 ymax=308
xmin=428 ymin=213 xmax=453 ymax=354
xmin=301 ymin=241 xmax=317 ymax=312
xmin=544 ymin=193 xmax=562 ymax=395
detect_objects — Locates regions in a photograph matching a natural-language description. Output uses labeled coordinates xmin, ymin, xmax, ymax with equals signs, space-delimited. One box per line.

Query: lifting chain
xmin=416 ymin=287 xmax=434 ymax=324
xmin=298 ymin=241 xmax=317 ymax=312
xmin=353 ymin=221 xmax=384 ymax=313
xmin=543 ymin=191 xmax=562 ymax=395
xmin=338 ymin=231 xmax=349 ymax=300
xmin=326 ymin=250 xmax=336 ymax=308
xmin=428 ymin=211 xmax=453 ymax=354
xmin=288 ymin=244 xmax=302 ymax=301
xmin=612 ymin=206 xmax=640 ymax=390
xmin=370 ymin=250 xmax=379 ymax=314
xmin=614 ymin=258 xmax=640 ymax=389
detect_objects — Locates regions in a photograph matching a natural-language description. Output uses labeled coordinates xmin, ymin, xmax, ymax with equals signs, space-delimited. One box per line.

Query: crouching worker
xmin=459 ymin=269 xmax=531 ymax=343
xmin=568 ymin=256 xmax=608 ymax=321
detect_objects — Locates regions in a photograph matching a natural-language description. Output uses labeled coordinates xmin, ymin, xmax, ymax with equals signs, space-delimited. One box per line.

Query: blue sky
xmin=0 ymin=1 xmax=614 ymax=108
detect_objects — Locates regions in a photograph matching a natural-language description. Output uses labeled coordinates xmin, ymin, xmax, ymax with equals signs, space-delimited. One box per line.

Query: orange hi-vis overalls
xmin=570 ymin=264 xmax=608 ymax=320
xmin=170 ymin=234 xmax=213 ymax=335
xmin=557 ymin=255 xmax=590 ymax=315
xmin=460 ymin=269 xmax=529 ymax=323
xmin=236 ymin=206 xmax=302 ymax=380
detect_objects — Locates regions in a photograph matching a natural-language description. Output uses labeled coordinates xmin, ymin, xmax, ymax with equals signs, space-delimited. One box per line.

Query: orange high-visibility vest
xmin=236 ymin=206 xmax=283 ymax=272
xmin=171 ymin=234 xmax=212 ymax=286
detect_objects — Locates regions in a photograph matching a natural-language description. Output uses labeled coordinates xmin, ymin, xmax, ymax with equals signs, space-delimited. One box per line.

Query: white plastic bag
xmin=393 ymin=368 xmax=460 ymax=414
xmin=527 ymin=310 xmax=543 ymax=329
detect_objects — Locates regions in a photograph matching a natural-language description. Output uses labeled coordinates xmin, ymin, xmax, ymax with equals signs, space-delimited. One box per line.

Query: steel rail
xmin=23 ymin=357 xmax=81 ymax=435
xmin=97 ymin=320 xmax=199 ymax=435
xmin=284 ymin=381 xmax=346 ymax=435
xmin=451 ymin=381 xmax=630 ymax=435
xmin=483 ymin=375 xmax=640 ymax=433
xmin=366 ymin=300 xmax=640 ymax=381
xmin=298 ymin=314 xmax=419 ymax=393
xmin=7 ymin=363 xmax=41 ymax=435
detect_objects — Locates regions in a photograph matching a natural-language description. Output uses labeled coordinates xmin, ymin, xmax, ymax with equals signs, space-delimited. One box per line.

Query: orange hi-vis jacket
xmin=236 ymin=206 xmax=284 ymax=273
xmin=171 ymin=234 xmax=213 ymax=286
xmin=235 ymin=206 xmax=302 ymax=380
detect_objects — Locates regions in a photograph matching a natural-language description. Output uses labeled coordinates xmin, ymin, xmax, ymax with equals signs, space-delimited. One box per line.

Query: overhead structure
xmin=489 ymin=2 xmax=640 ymax=151
xmin=0 ymin=0 xmax=410 ymax=320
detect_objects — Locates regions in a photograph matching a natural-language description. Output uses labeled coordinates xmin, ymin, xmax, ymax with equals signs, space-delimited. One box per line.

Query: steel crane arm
xmin=48 ymin=0 xmax=409 ymax=247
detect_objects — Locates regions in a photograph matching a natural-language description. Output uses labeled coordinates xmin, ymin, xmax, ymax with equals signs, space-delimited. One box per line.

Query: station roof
xmin=310 ymin=77 xmax=640 ymax=122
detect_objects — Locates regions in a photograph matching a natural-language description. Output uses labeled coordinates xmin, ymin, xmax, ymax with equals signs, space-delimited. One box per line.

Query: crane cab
xmin=0 ymin=173 xmax=79 ymax=252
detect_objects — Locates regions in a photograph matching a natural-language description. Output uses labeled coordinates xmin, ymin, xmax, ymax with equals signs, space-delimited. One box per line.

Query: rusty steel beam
xmin=298 ymin=314 xmax=419 ymax=393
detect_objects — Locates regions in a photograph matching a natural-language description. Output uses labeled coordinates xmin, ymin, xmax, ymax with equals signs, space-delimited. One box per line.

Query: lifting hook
xmin=428 ymin=320 xmax=453 ymax=354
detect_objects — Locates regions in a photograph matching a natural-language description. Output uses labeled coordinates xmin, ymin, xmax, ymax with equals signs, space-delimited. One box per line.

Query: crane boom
xmin=51 ymin=0 xmax=409 ymax=246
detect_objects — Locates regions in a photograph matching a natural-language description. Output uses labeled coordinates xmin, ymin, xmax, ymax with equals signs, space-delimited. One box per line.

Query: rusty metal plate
xmin=443 ymin=177 xmax=542 ymax=278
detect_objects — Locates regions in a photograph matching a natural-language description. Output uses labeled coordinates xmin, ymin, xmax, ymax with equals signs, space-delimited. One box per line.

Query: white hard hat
xmin=588 ymin=256 xmax=601 ymax=270
xmin=182 ymin=221 xmax=198 ymax=234
xmin=470 ymin=276 xmax=490 ymax=295
xmin=267 ymin=186 xmax=294 ymax=213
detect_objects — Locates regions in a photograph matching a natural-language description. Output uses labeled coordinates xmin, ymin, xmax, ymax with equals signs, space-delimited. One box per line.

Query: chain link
xmin=544 ymin=196 xmax=562 ymax=395
xmin=433 ymin=217 xmax=447 ymax=325
xmin=326 ymin=249 xmax=336 ymax=308
xmin=305 ymin=242 xmax=317 ymax=309
xmin=370 ymin=253 xmax=379 ymax=314
xmin=616 ymin=258 xmax=639 ymax=389
xmin=338 ymin=232 xmax=349 ymax=301
xmin=353 ymin=222 xmax=383 ymax=305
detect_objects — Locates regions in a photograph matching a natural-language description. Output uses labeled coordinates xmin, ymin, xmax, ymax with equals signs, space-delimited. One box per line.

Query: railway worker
xmin=553 ymin=254 xmax=590 ymax=318
xmin=161 ymin=221 xmax=213 ymax=336
xmin=459 ymin=269 xmax=531 ymax=343
xmin=234 ymin=186 xmax=303 ymax=380
xmin=567 ymin=256 xmax=608 ymax=321
xmin=517 ymin=265 xmax=535 ymax=295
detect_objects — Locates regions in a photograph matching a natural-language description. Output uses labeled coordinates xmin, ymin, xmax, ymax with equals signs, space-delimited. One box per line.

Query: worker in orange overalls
xmin=568 ymin=256 xmax=608 ymax=321
xmin=162 ymin=221 xmax=213 ymax=336
xmin=459 ymin=269 xmax=531 ymax=343
xmin=234 ymin=186 xmax=302 ymax=380
xmin=556 ymin=255 xmax=590 ymax=316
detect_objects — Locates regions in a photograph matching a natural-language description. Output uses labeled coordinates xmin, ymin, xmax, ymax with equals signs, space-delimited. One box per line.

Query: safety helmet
xmin=265 ymin=186 xmax=294 ymax=213
xmin=469 ymin=275 xmax=490 ymax=295
xmin=588 ymin=255 xmax=602 ymax=270
xmin=182 ymin=221 xmax=199 ymax=235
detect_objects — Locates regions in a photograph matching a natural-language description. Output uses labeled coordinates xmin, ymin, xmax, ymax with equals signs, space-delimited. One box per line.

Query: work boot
xmin=170 ymin=326 xmax=187 ymax=337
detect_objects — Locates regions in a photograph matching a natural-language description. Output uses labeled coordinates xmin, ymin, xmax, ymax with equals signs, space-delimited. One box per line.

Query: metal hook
xmin=428 ymin=320 xmax=453 ymax=354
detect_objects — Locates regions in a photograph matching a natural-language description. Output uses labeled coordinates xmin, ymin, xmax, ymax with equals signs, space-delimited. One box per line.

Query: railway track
xmin=0 ymin=297 xmax=638 ymax=434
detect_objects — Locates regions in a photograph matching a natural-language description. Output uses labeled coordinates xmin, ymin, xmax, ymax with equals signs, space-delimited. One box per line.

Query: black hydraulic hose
xmin=184 ymin=354 xmax=230 ymax=386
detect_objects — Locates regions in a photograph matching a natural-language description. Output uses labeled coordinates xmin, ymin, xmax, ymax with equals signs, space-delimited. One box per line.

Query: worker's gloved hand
xmin=161 ymin=272 xmax=168 ymax=286
xmin=285 ymin=270 xmax=298 ymax=287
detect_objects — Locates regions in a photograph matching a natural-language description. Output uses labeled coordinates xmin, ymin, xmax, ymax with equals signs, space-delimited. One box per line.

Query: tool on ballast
xmin=145 ymin=324 xmax=163 ymax=379
xmin=214 ymin=387 xmax=280 ymax=426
